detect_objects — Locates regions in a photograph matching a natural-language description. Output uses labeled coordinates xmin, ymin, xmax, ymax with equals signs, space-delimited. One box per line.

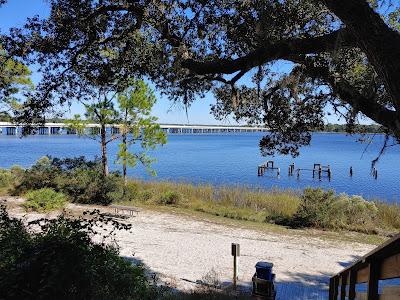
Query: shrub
xmin=137 ymin=190 xmax=153 ymax=202
xmin=124 ymin=182 xmax=139 ymax=201
xmin=12 ymin=156 xmax=122 ymax=205
xmin=0 ymin=206 xmax=159 ymax=300
xmin=157 ymin=191 xmax=181 ymax=205
xmin=0 ymin=169 xmax=12 ymax=188
xmin=339 ymin=194 xmax=378 ymax=231
xmin=288 ymin=188 xmax=379 ymax=233
xmin=289 ymin=188 xmax=337 ymax=228
xmin=23 ymin=188 xmax=66 ymax=212
xmin=11 ymin=156 xmax=61 ymax=194
xmin=57 ymin=169 xmax=121 ymax=205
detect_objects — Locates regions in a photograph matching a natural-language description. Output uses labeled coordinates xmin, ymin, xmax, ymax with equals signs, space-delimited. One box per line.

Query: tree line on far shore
xmin=320 ymin=123 xmax=386 ymax=134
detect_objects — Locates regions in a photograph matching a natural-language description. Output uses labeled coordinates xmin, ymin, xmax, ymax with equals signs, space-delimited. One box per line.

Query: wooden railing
xmin=329 ymin=234 xmax=400 ymax=300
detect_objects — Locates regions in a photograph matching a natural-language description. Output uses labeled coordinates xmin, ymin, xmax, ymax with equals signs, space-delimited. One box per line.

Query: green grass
xmin=119 ymin=180 xmax=300 ymax=223
xmin=375 ymin=201 xmax=400 ymax=229
xmin=114 ymin=179 xmax=399 ymax=240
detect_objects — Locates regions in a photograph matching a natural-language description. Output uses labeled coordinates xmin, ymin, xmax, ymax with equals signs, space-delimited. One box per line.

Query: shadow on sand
xmin=122 ymin=255 xmax=362 ymax=299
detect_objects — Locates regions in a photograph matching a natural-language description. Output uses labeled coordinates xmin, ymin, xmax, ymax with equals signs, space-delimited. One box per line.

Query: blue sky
xmin=0 ymin=0 xmax=365 ymax=125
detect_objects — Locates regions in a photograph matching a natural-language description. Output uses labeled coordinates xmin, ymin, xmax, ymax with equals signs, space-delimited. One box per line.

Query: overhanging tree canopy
xmin=5 ymin=0 xmax=400 ymax=156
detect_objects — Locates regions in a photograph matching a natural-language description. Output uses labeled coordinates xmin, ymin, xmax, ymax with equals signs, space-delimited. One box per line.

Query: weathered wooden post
xmin=372 ymin=168 xmax=378 ymax=179
xmin=289 ymin=164 xmax=294 ymax=176
xmin=231 ymin=243 xmax=240 ymax=290
xmin=350 ymin=166 xmax=353 ymax=177
xmin=318 ymin=166 xmax=322 ymax=180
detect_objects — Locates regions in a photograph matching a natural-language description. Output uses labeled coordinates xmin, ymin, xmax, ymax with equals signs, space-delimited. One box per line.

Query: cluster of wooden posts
xmin=258 ymin=161 xmax=381 ymax=181
xmin=291 ymin=163 xmax=331 ymax=180
xmin=258 ymin=161 xmax=332 ymax=180
xmin=257 ymin=161 xmax=281 ymax=176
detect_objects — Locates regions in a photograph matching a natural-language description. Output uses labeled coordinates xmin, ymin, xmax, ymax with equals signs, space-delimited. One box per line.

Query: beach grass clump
xmin=375 ymin=201 xmax=400 ymax=230
xmin=122 ymin=180 xmax=301 ymax=223
xmin=23 ymin=188 xmax=67 ymax=212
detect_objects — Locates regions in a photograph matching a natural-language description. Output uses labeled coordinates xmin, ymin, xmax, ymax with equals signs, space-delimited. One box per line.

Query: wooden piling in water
xmin=266 ymin=160 xmax=274 ymax=169
xmin=290 ymin=163 xmax=295 ymax=175
xmin=372 ymin=168 xmax=378 ymax=179
xmin=350 ymin=166 xmax=353 ymax=177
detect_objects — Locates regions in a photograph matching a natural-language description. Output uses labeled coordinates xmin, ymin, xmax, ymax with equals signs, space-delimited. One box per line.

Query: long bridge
xmin=0 ymin=122 xmax=269 ymax=136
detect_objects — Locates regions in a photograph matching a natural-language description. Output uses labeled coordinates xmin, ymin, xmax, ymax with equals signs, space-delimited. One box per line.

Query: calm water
xmin=0 ymin=133 xmax=399 ymax=201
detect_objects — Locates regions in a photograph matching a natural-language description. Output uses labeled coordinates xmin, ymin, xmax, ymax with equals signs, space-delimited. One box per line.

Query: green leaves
xmin=64 ymin=114 xmax=88 ymax=136
xmin=116 ymin=79 xmax=166 ymax=177
xmin=0 ymin=45 xmax=33 ymax=113
xmin=0 ymin=206 xmax=161 ymax=299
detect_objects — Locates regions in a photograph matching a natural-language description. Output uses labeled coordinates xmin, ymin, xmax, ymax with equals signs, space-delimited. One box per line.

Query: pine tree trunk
xmin=122 ymin=130 xmax=127 ymax=186
xmin=101 ymin=124 xmax=109 ymax=176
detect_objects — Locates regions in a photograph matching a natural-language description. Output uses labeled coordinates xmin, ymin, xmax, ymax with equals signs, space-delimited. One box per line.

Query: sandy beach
xmin=4 ymin=197 xmax=374 ymax=299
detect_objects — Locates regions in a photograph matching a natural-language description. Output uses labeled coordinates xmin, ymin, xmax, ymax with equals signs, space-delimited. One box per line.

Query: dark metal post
xmin=231 ymin=243 xmax=240 ymax=290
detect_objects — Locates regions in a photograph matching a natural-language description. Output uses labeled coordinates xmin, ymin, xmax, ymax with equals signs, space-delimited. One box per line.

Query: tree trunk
xmin=101 ymin=124 xmax=109 ymax=176
xmin=122 ymin=130 xmax=127 ymax=186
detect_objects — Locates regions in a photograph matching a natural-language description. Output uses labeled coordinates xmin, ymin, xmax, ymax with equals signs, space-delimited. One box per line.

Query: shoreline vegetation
xmin=1 ymin=156 xmax=399 ymax=237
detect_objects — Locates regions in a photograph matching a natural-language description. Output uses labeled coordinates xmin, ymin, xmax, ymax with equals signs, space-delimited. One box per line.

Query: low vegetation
xmin=284 ymin=188 xmax=380 ymax=233
xmin=1 ymin=156 xmax=400 ymax=235
xmin=23 ymin=188 xmax=67 ymax=212
xmin=0 ymin=205 xmax=252 ymax=299
xmin=117 ymin=180 xmax=400 ymax=235
xmin=10 ymin=156 xmax=123 ymax=205
xmin=0 ymin=206 xmax=162 ymax=300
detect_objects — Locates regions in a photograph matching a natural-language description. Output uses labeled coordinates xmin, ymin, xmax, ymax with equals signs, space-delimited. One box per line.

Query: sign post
xmin=231 ymin=243 xmax=240 ymax=289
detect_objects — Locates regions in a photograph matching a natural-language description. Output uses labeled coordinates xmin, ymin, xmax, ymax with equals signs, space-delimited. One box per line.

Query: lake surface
xmin=0 ymin=133 xmax=399 ymax=201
